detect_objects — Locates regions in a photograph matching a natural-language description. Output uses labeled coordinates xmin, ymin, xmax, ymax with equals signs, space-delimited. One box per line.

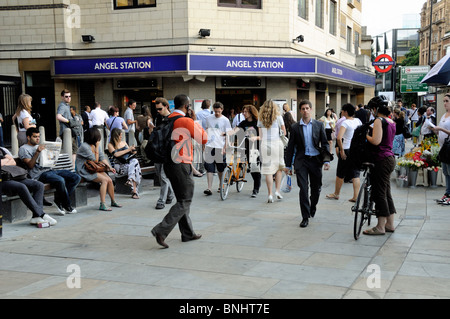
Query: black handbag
xmin=1 ymin=165 xmax=28 ymax=181
xmin=438 ymin=137 xmax=450 ymax=164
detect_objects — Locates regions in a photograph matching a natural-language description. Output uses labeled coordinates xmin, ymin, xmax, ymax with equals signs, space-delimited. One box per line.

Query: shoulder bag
xmin=84 ymin=160 xmax=110 ymax=174
xmin=438 ymin=137 xmax=450 ymax=164
xmin=1 ymin=165 xmax=28 ymax=181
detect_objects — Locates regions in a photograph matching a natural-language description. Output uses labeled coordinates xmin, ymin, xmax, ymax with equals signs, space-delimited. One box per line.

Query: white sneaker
xmin=64 ymin=206 xmax=77 ymax=214
xmin=30 ymin=217 xmax=45 ymax=225
xmin=42 ymin=214 xmax=57 ymax=226
xmin=54 ymin=202 xmax=65 ymax=216
xmin=275 ymin=191 xmax=283 ymax=200
xmin=267 ymin=195 xmax=274 ymax=203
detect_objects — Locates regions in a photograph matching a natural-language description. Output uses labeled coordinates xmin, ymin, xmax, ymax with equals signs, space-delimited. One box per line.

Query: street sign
xmin=373 ymin=54 xmax=395 ymax=73
xmin=400 ymin=66 xmax=430 ymax=93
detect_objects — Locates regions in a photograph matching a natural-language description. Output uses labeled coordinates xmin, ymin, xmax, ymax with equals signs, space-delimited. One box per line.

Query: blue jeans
xmin=39 ymin=170 xmax=81 ymax=207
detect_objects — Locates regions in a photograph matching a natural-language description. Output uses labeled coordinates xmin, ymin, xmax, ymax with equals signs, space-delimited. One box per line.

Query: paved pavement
xmin=1 ymin=143 xmax=450 ymax=299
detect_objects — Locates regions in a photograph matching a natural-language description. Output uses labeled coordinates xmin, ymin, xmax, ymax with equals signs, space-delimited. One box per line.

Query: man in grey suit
xmin=284 ymin=100 xmax=331 ymax=228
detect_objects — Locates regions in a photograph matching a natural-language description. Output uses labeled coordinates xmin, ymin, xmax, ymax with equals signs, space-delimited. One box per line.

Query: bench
xmin=1 ymin=153 xmax=88 ymax=223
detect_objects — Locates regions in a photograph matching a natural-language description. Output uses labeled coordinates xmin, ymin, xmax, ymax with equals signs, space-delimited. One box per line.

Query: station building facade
xmin=0 ymin=0 xmax=375 ymax=142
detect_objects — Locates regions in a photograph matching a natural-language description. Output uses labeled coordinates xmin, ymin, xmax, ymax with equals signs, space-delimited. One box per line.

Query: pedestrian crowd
xmin=2 ymin=90 xmax=449 ymax=248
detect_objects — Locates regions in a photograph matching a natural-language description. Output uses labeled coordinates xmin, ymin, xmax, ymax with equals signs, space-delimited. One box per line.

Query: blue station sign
xmin=53 ymin=55 xmax=187 ymax=76
xmin=52 ymin=54 xmax=375 ymax=87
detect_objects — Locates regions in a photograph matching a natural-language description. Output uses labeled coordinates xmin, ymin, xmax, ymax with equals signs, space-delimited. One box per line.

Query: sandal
xmin=385 ymin=227 xmax=395 ymax=233
xmin=99 ymin=202 xmax=112 ymax=211
xmin=363 ymin=227 xmax=385 ymax=236
xmin=111 ymin=201 xmax=122 ymax=208
xmin=125 ymin=179 xmax=132 ymax=187
xmin=131 ymin=192 xmax=139 ymax=199
xmin=348 ymin=198 xmax=357 ymax=203
xmin=193 ymin=172 xmax=204 ymax=177
xmin=326 ymin=193 xmax=339 ymax=200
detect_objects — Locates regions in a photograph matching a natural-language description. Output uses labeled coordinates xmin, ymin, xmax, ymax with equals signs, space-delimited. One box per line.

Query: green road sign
xmin=400 ymin=66 xmax=430 ymax=93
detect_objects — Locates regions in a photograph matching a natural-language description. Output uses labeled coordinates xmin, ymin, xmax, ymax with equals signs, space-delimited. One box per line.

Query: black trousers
xmin=295 ymin=156 xmax=323 ymax=219
xmin=152 ymin=162 xmax=196 ymax=241
xmin=371 ymin=156 xmax=396 ymax=218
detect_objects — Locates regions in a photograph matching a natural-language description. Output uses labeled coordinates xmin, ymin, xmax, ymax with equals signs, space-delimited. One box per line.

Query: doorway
xmin=25 ymin=71 xmax=56 ymax=141
xmin=215 ymin=89 xmax=266 ymax=119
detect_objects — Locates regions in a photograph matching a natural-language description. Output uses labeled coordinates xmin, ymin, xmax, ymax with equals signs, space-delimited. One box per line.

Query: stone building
xmin=0 ymin=0 xmax=375 ymax=142
xmin=419 ymin=0 xmax=450 ymax=66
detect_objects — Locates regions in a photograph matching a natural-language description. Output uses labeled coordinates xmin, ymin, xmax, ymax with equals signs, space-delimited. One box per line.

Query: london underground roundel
xmin=372 ymin=54 xmax=395 ymax=73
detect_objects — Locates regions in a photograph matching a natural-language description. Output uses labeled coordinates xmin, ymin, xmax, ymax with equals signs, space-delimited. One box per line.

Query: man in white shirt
xmin=124 ymin=99 xmax=137 ymax=144
xmin=89 ymin=102 xmax=108 ymax=128
xmin=195 ymin=99 xmax=212 ymax=130
xmin=89 ymin=102 xmax=109 ymax=149
xmin=232 ymin=109 xmax=245 ymax=128
xmin=203 ymin=102 xmax=231 ymax=196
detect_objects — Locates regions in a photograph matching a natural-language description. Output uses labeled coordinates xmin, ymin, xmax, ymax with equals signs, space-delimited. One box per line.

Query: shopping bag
xmin=281 ymin=174 xmax=292 ymax=193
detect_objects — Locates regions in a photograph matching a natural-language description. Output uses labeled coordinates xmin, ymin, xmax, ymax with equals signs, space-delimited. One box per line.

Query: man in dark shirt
xmin=355 ymin=104 xmax=369 ymax=124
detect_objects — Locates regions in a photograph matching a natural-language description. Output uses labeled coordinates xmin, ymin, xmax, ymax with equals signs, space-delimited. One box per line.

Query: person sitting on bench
xmin=0 ymin=146 xmax=57 ymax=226
xmin=19 ymin=127 xmax=81 ymax=215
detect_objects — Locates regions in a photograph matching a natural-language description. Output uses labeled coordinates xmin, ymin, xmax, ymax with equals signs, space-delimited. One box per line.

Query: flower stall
xmin=396 ymin=137 xmax=444 ymax=188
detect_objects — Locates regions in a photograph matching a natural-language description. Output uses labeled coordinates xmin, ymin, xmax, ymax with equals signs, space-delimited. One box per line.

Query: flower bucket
xmin=408 ymin=169 xmax=418 ymax=188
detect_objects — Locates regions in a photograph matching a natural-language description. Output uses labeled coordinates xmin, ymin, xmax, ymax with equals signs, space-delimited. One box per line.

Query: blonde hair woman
xmin=255 ymin=100 xmax=286 ymax=203
xmin=13 ymin=94 xmax=36 ymax=146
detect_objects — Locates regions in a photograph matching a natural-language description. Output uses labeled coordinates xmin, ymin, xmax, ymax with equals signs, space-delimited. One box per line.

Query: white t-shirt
xmin=438 ymin=114 xmax=450 ymax=146
xmin=205 ymin=115 xmax=231 ymax=148
xmin=17 ymin=110 xmax=35 ymax=132
xmin=257 ymin=115 xmax=284 ymax=141
xmin=341 ymin=118 xmax=362 ymax=149
xmin=89 ymin=107 xmax=109 ymax=127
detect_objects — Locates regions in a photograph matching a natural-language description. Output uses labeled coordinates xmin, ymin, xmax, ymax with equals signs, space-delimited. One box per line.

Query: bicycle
xmin=219 ymin=135 xmax=248 ymax=200
xmin=352 ymin=162 xmax=376 ymax=240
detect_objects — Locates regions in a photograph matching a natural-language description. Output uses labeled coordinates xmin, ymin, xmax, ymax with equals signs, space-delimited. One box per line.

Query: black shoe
xmin=165 ymin=198 xmax=173 ymax=204
xmin=300 ymin=218 xmax=309 ymax=228
xmin=63 ymin=205 xmax=77 ymax=214
xmin=251 ymin=190 xmax=258 ymax=198
xmin=151 ymin=230 xmax=169 ymax=248
xmin=310 ymin=207 xmax=316 ymax=218
xmin=204 ymin=189 xmax=212 ymax=196
xmin=181 ymin=234 xmax=202 ymax=242
xmin=54 ymin=202 xmax=65 ymax=216
xmin=155 ymin=202 xmax=165 ymax=209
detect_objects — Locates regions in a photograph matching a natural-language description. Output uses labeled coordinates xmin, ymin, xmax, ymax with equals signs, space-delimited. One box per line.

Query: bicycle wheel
xmin=236 ymin=162 xmax=247 ymax=192
xmin=220 ymin=167 xmax=232 ymax=200
xmin=353 ymin=179 xmax=367 ymax=240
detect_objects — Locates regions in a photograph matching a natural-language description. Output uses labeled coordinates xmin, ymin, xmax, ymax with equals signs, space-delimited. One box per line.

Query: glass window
xmin=329 ymin=1 xmax=337 ymax=35
xmin=315 ymin=0 xmax=324 ymax=29
xmin=347 ymin=27 xmax=352 ymax=52
xmin=114 ymin=0 xmax=156 ymax=9
xmin=218 ymin=0 xmax=261 ymax=9
xmin=298 ymin=0 xmax=308 ymax=20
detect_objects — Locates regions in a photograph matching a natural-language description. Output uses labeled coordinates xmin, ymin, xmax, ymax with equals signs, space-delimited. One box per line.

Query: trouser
xmin=155 ymin=163 xmax=174 ymax=204
xmin=152 ymin=162 xmax=196 ymax=240
xmin=295 ymin=156 xmax=323 ymax=219
xmin=251 ymin=172 xmax=261 ymax=192
xmin=3 ymin=179 xmax=45 ymax=217
xmin=371 ymin=156 xmax=396 ymax=218
xmin=39 ymin=170 xmax=81 ymax=208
